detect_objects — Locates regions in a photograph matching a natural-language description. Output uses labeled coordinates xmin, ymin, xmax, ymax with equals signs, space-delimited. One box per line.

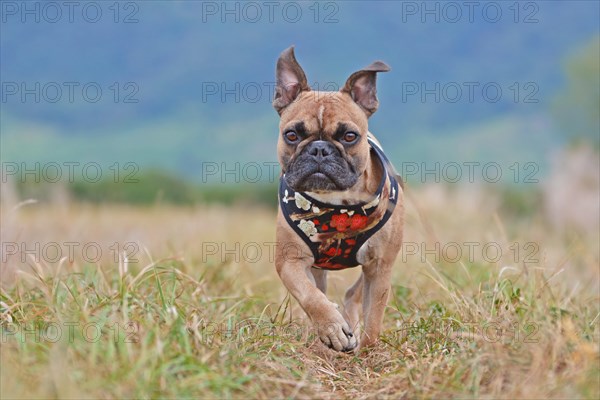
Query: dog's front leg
xmin=360 ymin=260 xmax=393 ymax=349
xmin=277 ymin=259 xmax=357 ymax=352
xmin=310 ymin=268 xmax=327 ymax=294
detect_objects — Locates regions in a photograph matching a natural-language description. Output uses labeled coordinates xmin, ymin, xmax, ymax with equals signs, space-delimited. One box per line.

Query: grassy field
xmin=1 ymin=184 xmax=598 ymax=399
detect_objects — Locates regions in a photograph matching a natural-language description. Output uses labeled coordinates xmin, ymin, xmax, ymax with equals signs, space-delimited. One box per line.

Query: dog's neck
xmin=305 ymin=149 xmax=384 ymax=206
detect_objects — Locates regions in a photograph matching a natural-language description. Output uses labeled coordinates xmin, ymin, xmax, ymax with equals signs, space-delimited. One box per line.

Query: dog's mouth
xmin=285 ymin=161 xmax=358 ymax=192
xmin=312 ymin=172 xmax=327 ymax=178
xmin=300 ymin=171 xmax=336 ymax=191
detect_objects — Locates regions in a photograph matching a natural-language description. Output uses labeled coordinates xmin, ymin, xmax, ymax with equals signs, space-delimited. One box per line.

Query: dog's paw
xmin=317 ymin=316 xmax=358 ymax=352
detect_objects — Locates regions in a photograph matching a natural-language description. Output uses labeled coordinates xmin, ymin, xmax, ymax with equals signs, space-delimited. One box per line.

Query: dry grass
xmin=1 ymin=184 xmax=598 ymax=399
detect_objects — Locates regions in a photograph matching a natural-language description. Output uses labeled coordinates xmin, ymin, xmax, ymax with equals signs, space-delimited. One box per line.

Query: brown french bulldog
xmin=273 ymin=46 xmax=404 ymax=352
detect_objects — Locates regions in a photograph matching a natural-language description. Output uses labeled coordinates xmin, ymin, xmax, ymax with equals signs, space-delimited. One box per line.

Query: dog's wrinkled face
xmin=273 ymin=47 xmax=390 ymax=193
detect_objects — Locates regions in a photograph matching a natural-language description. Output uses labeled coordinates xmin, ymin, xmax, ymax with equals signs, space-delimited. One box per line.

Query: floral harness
xmin=279 ymin=138 xmax=400 ymax=270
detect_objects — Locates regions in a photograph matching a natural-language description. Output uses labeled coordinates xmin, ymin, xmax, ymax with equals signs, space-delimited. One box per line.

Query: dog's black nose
xmin=306 ymin=140 xmax=337 ymax=161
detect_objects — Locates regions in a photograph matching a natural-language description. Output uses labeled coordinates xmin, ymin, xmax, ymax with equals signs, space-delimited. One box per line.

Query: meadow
xmin=1 ymin=181 xmax=598 ymax=399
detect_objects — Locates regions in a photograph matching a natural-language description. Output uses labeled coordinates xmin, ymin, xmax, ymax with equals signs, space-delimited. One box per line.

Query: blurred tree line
xmin=12 ymin=170 xmax=277 ymax=208
xmin=553 ymin=35 xmax=600 ymax=149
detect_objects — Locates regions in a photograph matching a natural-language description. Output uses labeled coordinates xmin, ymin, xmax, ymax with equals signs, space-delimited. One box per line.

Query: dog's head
xmin=273 ymin=46 xmax=390 ymax=193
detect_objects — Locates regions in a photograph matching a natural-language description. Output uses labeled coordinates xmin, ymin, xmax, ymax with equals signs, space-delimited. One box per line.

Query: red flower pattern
xmin=350 ymin=215 xmax=368 ymax=230
xmin=314 ymin=214 xmax=374 ymax=269
xmin=324 ymin=247 xmax=342 ymax=257
xmin=330 ymin=214 xmax=350 ymax=232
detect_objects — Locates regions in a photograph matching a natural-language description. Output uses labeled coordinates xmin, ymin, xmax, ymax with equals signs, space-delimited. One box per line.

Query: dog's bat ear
xmin=273 ymin=46 xmax=310 ymax=115
xmin=341 ymin=61 xmax=390 ymax=117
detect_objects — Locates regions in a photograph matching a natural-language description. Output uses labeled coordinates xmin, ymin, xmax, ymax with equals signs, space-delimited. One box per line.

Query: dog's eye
xmin=284 ymin=131 xmax=299 ymax=143
xmin=342 ymin=132 xmax=359 ymax=143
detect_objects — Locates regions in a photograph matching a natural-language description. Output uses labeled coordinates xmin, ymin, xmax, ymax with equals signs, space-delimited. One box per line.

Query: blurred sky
xmin=1 ymin=1 xmax=599 ymax=180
